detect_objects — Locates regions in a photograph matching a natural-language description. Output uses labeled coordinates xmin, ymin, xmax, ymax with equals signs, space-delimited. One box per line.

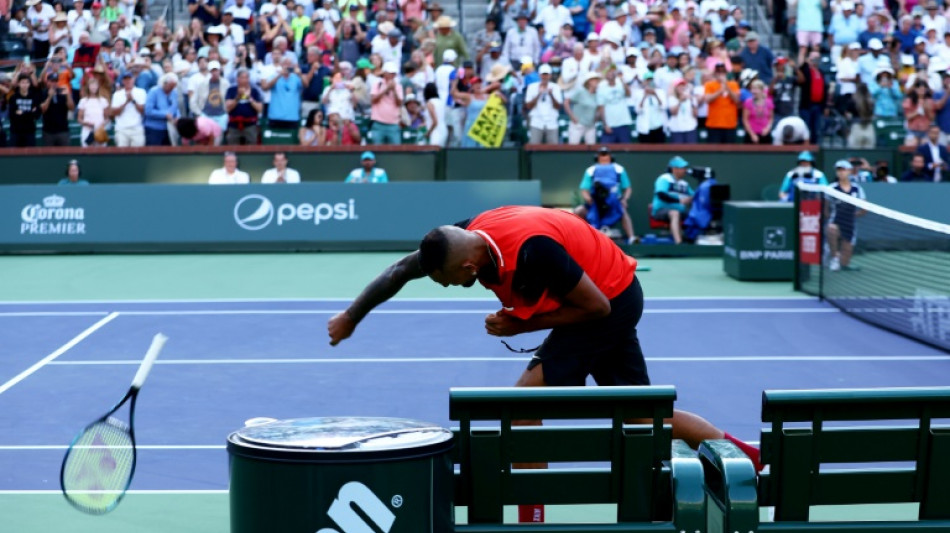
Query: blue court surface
xmin=1 ymin=296 xmax=948 ymax=495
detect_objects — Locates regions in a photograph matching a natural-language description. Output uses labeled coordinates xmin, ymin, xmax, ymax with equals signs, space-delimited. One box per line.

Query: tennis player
xmin=327 ymin=206 xmax=761 ymax=521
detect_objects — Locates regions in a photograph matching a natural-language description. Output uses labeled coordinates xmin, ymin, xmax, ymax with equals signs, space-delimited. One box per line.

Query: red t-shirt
xmin=467 ymin=206 xmax=637 ymax=319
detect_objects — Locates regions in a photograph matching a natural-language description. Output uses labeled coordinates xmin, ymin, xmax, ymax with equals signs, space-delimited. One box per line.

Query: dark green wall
xmin=0 ymin=152 xmax=439 ymax=185
xmin=444 ymin=148 xmax=521 ymax=181
xmin=863 ymin=182 xmax=950 ymax=224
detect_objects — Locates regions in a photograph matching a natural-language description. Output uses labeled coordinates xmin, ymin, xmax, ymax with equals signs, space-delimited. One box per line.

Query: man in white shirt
xmin=226 ymin=0 xmax=254 ymax=30
xmin=110 ymin=72 xmax=147 ymax=147
xmin=67 ymin=0 xmax=95 ymax=46
xmin=209 ymin=152 xmax=252 ymax=184
xmin=435 ymin=48 xmax=457 ymax=103
xmin=537 ymin=0 xmax=571 ymax=45
xmin=26 ymin=0 xmax=56 ymax=57
xmin=525 ymin=64 xmax=563 ymax=143
xmin=261 ymin=152 xmax=302 ymax=183
xmin=596 ymin=65 xmax=634 ymax=143
xmin=502 ymin=11 xmax=541 ymax=64
xmin=371 ymin=28 xmax=404 ymax=70
xmin=923 ymin=0 xmax=947 ymax=37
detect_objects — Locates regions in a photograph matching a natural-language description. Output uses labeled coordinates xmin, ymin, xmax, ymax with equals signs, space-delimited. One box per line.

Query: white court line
xmin=100 ymin=307 xmax=835 ymax=317
xmin=46 ymin=355 xmax=950 ymax=366
xmin=0 ymin=445 xmax=225 ymax=450
xmin=0 ymin=311 xmax=110 ymax=317
xmin=0 ymin=490 xmax=228 ymax=495
xmin=0 ymin=296 xmax=814 ymax=305
xmin=0 ymin=312 xmax=119 ymax=395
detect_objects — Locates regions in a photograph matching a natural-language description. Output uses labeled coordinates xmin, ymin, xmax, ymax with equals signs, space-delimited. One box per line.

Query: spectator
xmin=793 ymin=0 xmax=824 ymax=64
xmin=858 ymin=12 xmax=886 ymax=49
xmin=538 ymin=0 xmax=572 ymax=46
xmin=742 ymin=79 xmax=774 ymax=143
xmin=299 ymin=108 xmax=327 ymax=146
xmin=559 ymin=42 xmax=585 ymax=92
xmin=635 ymin=71 xmax=667 ymax=143
xmin=901 ymin=153 xmax=931 ymax=180
xmin=370 ymin=61 xmax=404 ymax=144
xmin=434 ymin=15 xmax=468 ymax=64
xmin=325 ymin=111 xmax=362 ymax=145
xmin=8 ymin=8 xmax=33 ymax=53
xmin=916 ymin=124 xmax=949 ymax=180
xmin=596 ymin=65 xmax=633 ymax=143
xmin=144 ymin=73 xmax=180 ymax=146
xmin=794 ymin=52 xmax=829 ymax=143
xmin=456 ymin=75 xmax=489 ymax=147
xmin=564 ymin=70 xmax=600 ymax=144
xmin=574 ymin=146 xmax=637 ymax=244
xmin=895 ymin=15 xmax=921 ymax=54
xmin=261 ymin=152 xmax=301 ymax=183
xmin=193 ymin=60 xmax=230 ymax=131
xmin=857 ymin=38 xmax=891 ymax=85
xmin=772 ymin=114 xmax=810 ymax=144
xmin=779 ymin=151 xmax=827 ymax=201
xmin=372 ymin=27 xmax=404 ymax=68
xmin=668 ymin=78 xmax=700 ymax=143
xmin=544 ymin=22 xmax=577 ymax=63
xmin=836 ymin=43 xmax=861 ymax=113
xmin=703 ymin=61 xmax=740 ymax=142
xmin=298 ymin=47 xmax=330 ymax=119
xmin=177 ymin=115 xmax=223 ymax=145
xmin=262 ymin=58 xmax=303 ymax=129
xmin=502 ymin=12 xmax=540 ymax=65
xmin=826 ymin=159 xmax=866 ymax=271
xmin=827 ymin=1 xmax=862 ymax=64
xmin=903 ymin=79 xmax=935 ymax=145
xmin=58 ymin=160 xmax=90 ymax=185
xmin=564 ymin=0 xmax=590 ymax=39
xmin=189 ymin=0 xmax=220 ymax=27
xmin=524 ymin=63 xmax=562 ymax=144
xmin=933 ymin=70 xmax=950 ymax=142
xmin=870 ymin=67 xmax=902 ymax=118
xmin=77 ymin=76 xmax=110 ymax=147
xmin=654 ymin=50 xmax=683 ymax=92
xmin=847 ymin=82 xmax=877 ymax=147
xmin=322 ymin=71 xmax=357 ymax=120
xmin=872 ymin=160 xmax=898 ymax=182
xmin=423 ymin=81 xmax=448 ymax=146
xmin=224 ymin=67 xmax=263 ymax=145
xmin=847 ymin=157 xmax=874 ymax=182
xmin=7 ymin=74 xmax=42 ymax=148
xmin=345 ymin=151 xmax=389 ymax=182
xmin=208 ymin=151 xmax=251 ymax=184
xmin=25 ymin=0 xmax=56 ymax=58
xmin=110 ymin=72 xmax=147 ymax=147
xmin=40 ymin=71 xmax=74 ymax=146
xmin=738 ymin=31 xmax=774 ymax=83
xmin=770 ymin=56 xmax=796 ymax=120
xmin=651 ymin=155 xmax=695 ymax=245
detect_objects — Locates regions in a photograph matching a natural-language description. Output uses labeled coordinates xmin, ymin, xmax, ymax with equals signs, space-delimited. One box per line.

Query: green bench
xmin=700 ymin=387 xmax=950 ymax=532
xmin=449 ymin=385 xmax=706 ymax=532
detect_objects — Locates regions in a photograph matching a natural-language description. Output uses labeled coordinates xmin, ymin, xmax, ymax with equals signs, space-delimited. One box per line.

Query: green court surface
xmin=0 ymin=253 xmax=799 ymax=532
xmin=0 ymin=253 xmax=800 ymax=302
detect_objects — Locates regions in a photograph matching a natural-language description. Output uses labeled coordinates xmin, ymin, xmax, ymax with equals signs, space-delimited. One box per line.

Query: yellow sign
xmin=466 ymin=94 xmax=508 ymax=148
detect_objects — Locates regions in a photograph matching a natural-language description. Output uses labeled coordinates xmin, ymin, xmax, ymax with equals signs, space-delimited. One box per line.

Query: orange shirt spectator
xmin=704 ymin=78 xmax=741 ymax=129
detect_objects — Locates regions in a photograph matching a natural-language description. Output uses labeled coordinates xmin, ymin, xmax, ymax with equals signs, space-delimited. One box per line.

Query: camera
xmin=795 ymin=169 xmax=813 ymax=179
xmin=688 ymin=166 xmax=715 ymax=180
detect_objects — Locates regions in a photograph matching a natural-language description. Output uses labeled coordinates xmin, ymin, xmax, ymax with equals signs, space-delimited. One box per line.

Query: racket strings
xmin=62 ymin=418 xmax=135 ymax=513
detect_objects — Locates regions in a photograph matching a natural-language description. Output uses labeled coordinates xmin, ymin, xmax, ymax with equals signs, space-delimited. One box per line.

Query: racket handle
xmin=132 ymin=333 xmax=168 ymax=389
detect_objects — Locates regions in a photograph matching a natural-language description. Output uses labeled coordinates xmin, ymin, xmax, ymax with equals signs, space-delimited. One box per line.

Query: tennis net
xmin=795 ymin=183 xmax=950 ymax=352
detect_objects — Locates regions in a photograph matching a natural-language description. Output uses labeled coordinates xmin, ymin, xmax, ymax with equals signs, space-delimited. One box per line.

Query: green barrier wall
xmin=443 ymin=148 xmax=522 ymax=181
xmin=0 ymin=150 xmax=440 ymax=185
xmin=3 ymin=181 xmax=541 ymax=253
xmin=863 ymin=182 xmax=950 ymax=224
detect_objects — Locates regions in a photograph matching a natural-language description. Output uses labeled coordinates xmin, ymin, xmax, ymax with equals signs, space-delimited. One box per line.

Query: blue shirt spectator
xmin=134 ymin=64 xmax=158 ymax=91
xmin=934 ymin=88 xmax=950 ymax=135
xmin=265 ymin=71 xmax=303 ymax=123
xmin=738 ymin=34 xmax=775 ymax=84
xmin=828 ymin=11 xmax=864 ymax=46
xmin=346 ymin=152 xmax=389 ymax=183
xmin=857 ymin=43 xmax=891 ymax=84
xmin=894 ymin=25 xmax=921 ymax=54
xmin=869 ymin=75 xmax=902 ymax=117
xmin=563 ymin=0 xmax=590 ymax=36
xmin=143 ymin=79 xmax=180 ymax=131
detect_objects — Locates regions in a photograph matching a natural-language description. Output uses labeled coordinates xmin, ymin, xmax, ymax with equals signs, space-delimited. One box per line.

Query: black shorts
xmin=831 ymin=218 xmax=857 ymax=243
xmin=527 ymin=277 xmax=651 ymax=386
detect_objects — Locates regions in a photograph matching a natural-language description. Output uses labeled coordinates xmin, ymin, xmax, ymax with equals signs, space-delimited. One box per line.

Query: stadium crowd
xmin=0 ymin=0 xmax=949 ymax=148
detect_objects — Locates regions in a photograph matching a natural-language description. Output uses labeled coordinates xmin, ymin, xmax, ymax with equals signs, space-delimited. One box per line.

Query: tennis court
xmin=1 ymin=253 xmax=948 ymax=532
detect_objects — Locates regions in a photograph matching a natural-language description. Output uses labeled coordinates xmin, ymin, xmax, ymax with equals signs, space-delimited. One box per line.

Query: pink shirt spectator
xmin=743 ymin=97 xmax=774 ymax=135
xmin=370 ymin=79 xmax=404 ymax=125
xmin=185 ymin=116 xmax=223 ymax=145
xmin=663 ymin=19 xmax=689 ymax=49
xmin=399 ymin=0 xmax=425 ymax=22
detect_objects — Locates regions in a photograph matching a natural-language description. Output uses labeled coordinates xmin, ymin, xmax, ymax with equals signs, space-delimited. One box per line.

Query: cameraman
xmin=651 ymin=155 xmax=695 ymax=245
xmin=778 ymin=150 xmax=827 ymax=202
xmin=574 ymin=146 xmax=637 ymax=245
xmin=39 ymin=69 xmax=74 ymax=146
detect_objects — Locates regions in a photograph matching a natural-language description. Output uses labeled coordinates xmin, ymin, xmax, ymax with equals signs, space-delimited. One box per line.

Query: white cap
xmin=208 ymin=60 xmax=221 ymax=70
xmin=915 ymin=35 xmax=927 ymax=45
xmin=538 ymin=64 xmax=552 ymax=74
xmin=382 ymin=61 xmax=399 ymax=74
xmin=868 ymin=37 xmax=884 ymax=50
xmin=442 ymin=49 xmax=457 ymax=63
xmin=587 ymin=32 xmax=600 ymax=41
xmin=847 ymin=42 xmax=862 ymax=50
xmin=841 ymin=1 xmax=854 ymax=9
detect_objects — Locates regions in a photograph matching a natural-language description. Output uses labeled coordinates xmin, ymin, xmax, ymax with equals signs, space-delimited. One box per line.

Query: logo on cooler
xmin=20 ymin=195 xmax=86 ymax=235
xmin=316 ymin=482 xmax=397 ymax=533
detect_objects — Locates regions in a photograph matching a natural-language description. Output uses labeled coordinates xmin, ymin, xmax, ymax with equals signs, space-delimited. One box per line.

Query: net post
xmin=817 ymin=192 xmax=825 ymax=302
xmin=793 ymin=185 xmax=801 ymax=292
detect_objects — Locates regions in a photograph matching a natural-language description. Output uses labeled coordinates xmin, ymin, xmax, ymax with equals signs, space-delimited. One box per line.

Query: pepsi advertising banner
xmin=1 ymin=182 xmax=541 ymax=253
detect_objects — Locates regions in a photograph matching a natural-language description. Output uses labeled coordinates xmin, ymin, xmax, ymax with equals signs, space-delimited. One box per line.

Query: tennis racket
xmin=60 ymin=333 xmax=168 ymax=515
